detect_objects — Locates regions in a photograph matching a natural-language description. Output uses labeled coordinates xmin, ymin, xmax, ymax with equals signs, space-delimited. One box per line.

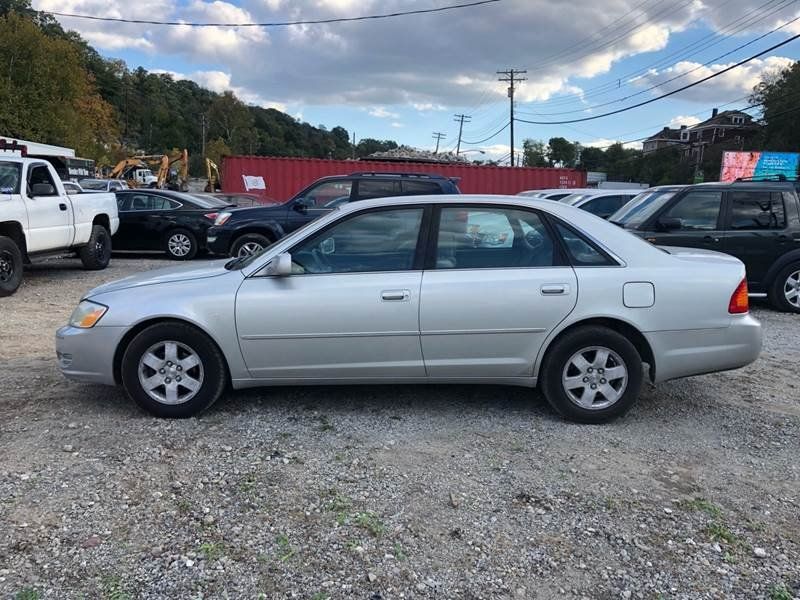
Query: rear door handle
xmin=541 ymin=284 xmax=569 ymax=295
xmin=59 ymin=203 xmax=67 ymax=211
xmin=381 ymin=289 xmax=410 ymax=301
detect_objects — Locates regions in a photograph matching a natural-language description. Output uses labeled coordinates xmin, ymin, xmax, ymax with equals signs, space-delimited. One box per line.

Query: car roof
xmin=688 ymin=181 xmax=796 ymax=190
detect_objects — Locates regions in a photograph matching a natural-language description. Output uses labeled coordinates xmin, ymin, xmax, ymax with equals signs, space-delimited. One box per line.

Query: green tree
xmin=547 ymin=137 xmax=576 ymax=167
xmin=355 ymin=138 xmax=399 ymax=158
xmin=752 ymin=60 xmax=800 ymax=151
xmin=522 ymin=139 xmax=548 ymax=167
xmin=578 ymin=146 xmax=606 ymax=171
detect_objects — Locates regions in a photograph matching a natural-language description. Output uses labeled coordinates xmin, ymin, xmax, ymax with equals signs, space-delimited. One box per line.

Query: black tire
xmin=230 ymin=233 xmax=271 ymax=258
xmin=163 ymin=228 xmax=198 ymax=260
xmin=121 ymin=321 xmax=227 ymax=418
xmin=539 ymin=326 xmax=643 ymax=424
xmin=79 ymin=224 xmax=112 ymax=270
xmin=0 ymin=235 xmax=23 ymax=297
xmin=768 ymin=261 xmax=800 ymax=313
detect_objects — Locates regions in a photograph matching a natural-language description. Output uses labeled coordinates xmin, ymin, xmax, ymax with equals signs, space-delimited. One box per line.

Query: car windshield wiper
xmin=224 ymin=256 xmax=248 ymax=270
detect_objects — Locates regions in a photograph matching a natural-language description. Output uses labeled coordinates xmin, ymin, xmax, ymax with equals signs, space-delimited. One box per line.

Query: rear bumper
xmin=55 ymin=325 xmax=128 ymax=386
xmin=645 ymin=314 xmax=762 ymax=383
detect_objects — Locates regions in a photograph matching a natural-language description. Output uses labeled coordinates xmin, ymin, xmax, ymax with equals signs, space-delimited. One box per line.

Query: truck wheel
xmin=164 ymin=229 xmax=198 ymax=260
xmin=0 ymin=236 xmax=23 ymax=297
xmin=231 ymin=233 xmax=271 ymax=258
xmin=769 ymin=261 xmax=800 ymax=313
xmin=79 ymin=225 xmax=112 ymax=270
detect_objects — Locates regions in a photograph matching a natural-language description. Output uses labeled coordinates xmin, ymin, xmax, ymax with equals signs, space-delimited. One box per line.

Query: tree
xmin=522 ymin=139 xmax=548 ymax=167
xmin=208 ymin=92 xmax=255 ymax=153
xmin=547 ymin=137 xmax=576 ymax=167
xmin=752 ymin=60 xmax=800 ymax=151
xmin=579 ymin=146 xmax=606 ymax=171
xmin=355 ymin=138 xmax=398 ymax=158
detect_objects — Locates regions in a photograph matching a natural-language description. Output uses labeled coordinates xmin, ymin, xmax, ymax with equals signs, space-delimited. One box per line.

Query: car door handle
xmin=703 ymin=235 xmax=720 ymax=243
xmin=541 ymin=284 xmax=569 ymax=295
xmin=381 ymin=289 xmax=410 ymax=301
xmin=59 ymin=203 xmax=67 ymax=211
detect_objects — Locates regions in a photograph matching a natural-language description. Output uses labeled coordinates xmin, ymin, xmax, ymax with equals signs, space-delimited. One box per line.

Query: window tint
xmin=729 ymin=191 xmax=785 ymax=230
xmin=116 ymin=196 xmax=130 ymax=211
xmin=291 ymin=208 xmax=423 ymax=274
xmin=436 ymin=207 xmax=554 ymax=269
xmin=28 ymin=165 xmax=58 ymax=196
xmin=0 ymin=162 xmax=21 ymax=194
xmin=582 ymin=195 xmax=629 ymax=217
xmin=357 ymin=179 xmax=401 ymax=200
xmin=402 ymin=180 xmax=442 ymax=195
xmin=128 ymin=194 xmax=174 ymax=211
xmin=303 ymin=181 xmax=353 ymax=207
xmin=554 ymin=223 xmax=614 ymax=266
xmin=663 ymin=191 xmax=722 ymax=230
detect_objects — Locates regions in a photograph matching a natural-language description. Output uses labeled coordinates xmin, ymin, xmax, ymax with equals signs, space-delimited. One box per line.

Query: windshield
xmin=610 ymin=189 xmax=677 ymax=227
xmin=80 ymin=179 xmax=108 ymax=190
xmin=0 ymin=161 xmax=21 ymax=194
xmin=561 ymin=193 xmax=595 ymax=206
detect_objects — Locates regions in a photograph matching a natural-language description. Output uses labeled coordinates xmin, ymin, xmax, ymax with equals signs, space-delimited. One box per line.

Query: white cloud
xmin=583 ymin=138 xmax=643 ymax=150
xmin=667 ymin=115 xmax=702 ymax=128
xmin=390 ymin=122 xmax=404 ymax=128
xmin=412 ymin=103 xmax=446 ymax=112
xmin=368 ymin=107 xmax=400 ymax=119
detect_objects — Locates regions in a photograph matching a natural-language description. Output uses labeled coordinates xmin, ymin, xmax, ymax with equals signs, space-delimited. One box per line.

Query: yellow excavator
xmin=108 ymin=158 xmax=158 ymax=188
xmin=205 ymin=158 xmax=222 ymax=192
xmin=106 ymin=149 xmax=189 ymax=190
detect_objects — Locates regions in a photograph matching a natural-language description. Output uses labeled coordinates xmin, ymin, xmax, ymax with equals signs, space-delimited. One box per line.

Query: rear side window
xmin=402 ymin=180 xmax=442 ymax=195
xmin=128 ymin=194 xmax=175 ymax=211
xmin=729 ymin=191 xmax=785 ymax=230
xmin=582 ymin=195 xmax=629 ymax=218
xmin=553 ymin=222 xmax=616 ymax=266
xmin=0 ymin=161 xmax=21 ymax=194
xmin=356 ymin=179 xmax=401 ymax=200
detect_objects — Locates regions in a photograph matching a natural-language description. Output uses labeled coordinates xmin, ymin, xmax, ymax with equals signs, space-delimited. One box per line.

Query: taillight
xmin=728 ymin=279 xmax=749 ymax=314
xmin=204 ymin=212 xmax=218 ymax=221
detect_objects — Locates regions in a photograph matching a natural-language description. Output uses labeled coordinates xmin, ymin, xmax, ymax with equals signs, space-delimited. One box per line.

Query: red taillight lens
xmin=728 ymin=279 xmax=749 ymax=314
xmin=204 ymin=212 xmax=218 ymax=221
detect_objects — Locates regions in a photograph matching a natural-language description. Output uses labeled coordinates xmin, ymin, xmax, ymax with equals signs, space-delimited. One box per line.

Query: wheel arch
xmin=763 ymin=249 xmax=800 ymax=288
xmin=0 ymin=220 xmax=27 ymax=257
xmin=232 ymin=221 xmax=284 ymax=243
xmin=535 ymin=316 xmax=656 ymax=383
xmin=113 ymin=317 xmax=232 ymax=385
xmin=92 ymin=214 xmax=110 ymax=232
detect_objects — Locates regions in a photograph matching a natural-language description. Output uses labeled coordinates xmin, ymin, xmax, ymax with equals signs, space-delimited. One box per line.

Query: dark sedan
xmin=113 ymin=190 xmax=232 ymax=260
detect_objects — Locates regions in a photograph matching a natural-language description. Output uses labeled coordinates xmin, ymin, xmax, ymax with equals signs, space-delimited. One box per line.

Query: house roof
xmin=644 ymin=127 xmax=684 ymax=142
xmin=690 ymin=110 xmax=755 ymax=130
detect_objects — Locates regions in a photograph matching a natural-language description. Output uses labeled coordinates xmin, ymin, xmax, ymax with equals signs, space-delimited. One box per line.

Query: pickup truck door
xmin=24 ymin=163 xmax=73 ymax=252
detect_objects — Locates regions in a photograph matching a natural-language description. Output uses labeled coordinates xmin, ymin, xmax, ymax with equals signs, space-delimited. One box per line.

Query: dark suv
xmin=206 ymin=172 xmax=460 ymax=257
xmin=610 ymin=180 xmax=800 ymax=312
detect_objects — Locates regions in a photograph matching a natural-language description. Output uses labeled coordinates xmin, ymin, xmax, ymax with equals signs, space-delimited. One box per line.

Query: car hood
xmin=85 ymin=259 xmax=238 ymax=298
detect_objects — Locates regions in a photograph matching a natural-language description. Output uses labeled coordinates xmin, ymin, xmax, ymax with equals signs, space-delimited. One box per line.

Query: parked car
xmin=113 ymin=189 xmax=233 ymax=260
xmin=517 ymin=188 xmax=593 ymax=201
xmin=209 ymin=192 xmax=278 ymax=207
xmin=56 ymin=195 xmax=761 ymax=423
xmin=560 ymin=189 xmax=641 ymax=220
xmin=609 ymin=181 xmax=800 ymax=312
xmin=207 ymin=172 xmax=461 ymax=257
xmin=608 ymin=185 xmax=686 ymax=225
xmin=0 ymin=154 xmax=118 ymax=296
xmin=80 ymin=178 xmax=129 ymax=192
xmin=62 ymin=181 xmax=84 ymax=195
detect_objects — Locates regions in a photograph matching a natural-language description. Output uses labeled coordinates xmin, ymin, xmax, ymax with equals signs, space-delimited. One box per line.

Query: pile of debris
xmin=366 ymin=145 xmax=468 ymax=164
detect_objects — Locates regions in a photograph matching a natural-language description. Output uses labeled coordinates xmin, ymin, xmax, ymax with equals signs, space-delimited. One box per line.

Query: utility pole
xmin=453 ymin=114 xmax=471 ymax=155
xmin=432 ymin=132 xmax=447 ymax=154
xmin=352 ymin=131 xmax=356 ymax=159
xmin=497 ymin=69 xmax=527 ymax=167
xmin=201 ymin=114 xmax=207 ymax=159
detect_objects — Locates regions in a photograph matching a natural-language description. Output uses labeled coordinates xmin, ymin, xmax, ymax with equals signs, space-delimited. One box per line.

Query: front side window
xmin=291 ymin=208 xmax=423 ymax=274
xmin=662 ymin=191 xmax=722 ymax=230
xmin=302 ymin=180 xmax=353 ymax=207
xmin=356 ymin=179 xmax=401 ymax=200
xmin=28 ymin=165 xmax=58 ymax=196
xmin=729 ymin=191 xmax=785 ymax=230
xmin=436 ymin=207 xmax=555 ymax=269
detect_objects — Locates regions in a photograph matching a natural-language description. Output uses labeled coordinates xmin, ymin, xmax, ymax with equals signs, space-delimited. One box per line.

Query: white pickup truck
xmin=0 ymin=154 xmax=119 ymax=296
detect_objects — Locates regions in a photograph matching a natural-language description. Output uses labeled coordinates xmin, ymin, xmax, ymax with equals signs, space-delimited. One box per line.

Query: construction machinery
xmin=205 ymin=158 xmax=222 ymax=192
xmin=108 ymin=158 xmax=158 ymax=188
xmin=106 ymin=149 xmax=189 ymax=191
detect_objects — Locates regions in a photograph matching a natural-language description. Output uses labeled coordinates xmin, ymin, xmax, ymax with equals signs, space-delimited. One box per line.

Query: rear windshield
xmin=185 ymin=194 xmax=232 ymax=208
xmin=0 ymin=161 xmax=22 ymax=194
xmin=610 ymin=189 xmax=677 ymax=227
xmin=80 ymin=179 xmax=108 ymax=190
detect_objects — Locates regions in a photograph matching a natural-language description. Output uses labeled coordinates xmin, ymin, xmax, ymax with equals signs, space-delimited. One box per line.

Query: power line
xmin=461 ymin=121 xmax=510 ymax=145
xmin=48 ymin=0 xmax=502 ymax=26
xmin=498 ymin=69 xmax=526 ymax=167
xmin=514 ymin=32 xmax=800 ymax=126
xmin=453 ymin=113 xmax=472 ymax=155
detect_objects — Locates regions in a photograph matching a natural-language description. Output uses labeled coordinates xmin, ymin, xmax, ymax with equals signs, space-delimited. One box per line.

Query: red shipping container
xmin=222 ymin=156 xmax=586 ymax=201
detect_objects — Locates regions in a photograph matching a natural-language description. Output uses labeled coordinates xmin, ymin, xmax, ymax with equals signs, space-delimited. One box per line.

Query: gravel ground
xmin=0 ymin=257 xmax=799 ymax=600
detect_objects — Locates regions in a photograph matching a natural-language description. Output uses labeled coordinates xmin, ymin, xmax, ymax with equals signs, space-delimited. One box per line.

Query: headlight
xmin=69 ymin=300 xmax=108 ymax=328
xmin=215 ymin=212 xmax=232 ymax=226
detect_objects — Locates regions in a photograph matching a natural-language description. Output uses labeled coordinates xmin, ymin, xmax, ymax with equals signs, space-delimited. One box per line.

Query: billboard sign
xmin=720 ymin=151 xmax=799 ymax=182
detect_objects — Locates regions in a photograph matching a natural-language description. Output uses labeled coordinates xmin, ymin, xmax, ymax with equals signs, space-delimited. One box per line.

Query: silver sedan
xmin=56 ymin=195 xmax=762 ymax=423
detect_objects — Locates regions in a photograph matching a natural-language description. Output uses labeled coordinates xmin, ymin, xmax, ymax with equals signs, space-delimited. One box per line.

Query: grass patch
xmin=199 ymin=542 xmax=224 ymax=561
xmin=705 ymin=522 xmax=739 ymax=545
xmin=310 ymin=593 xmax=330 ymax=600
xmin=176 ymin=498 xmax=191 ymax=514
xmin=15 ymin=589 xmax=39 ymax=600
xmin=681 ymin=497 xmax=722 ymax=518
xmin=317 ymin=415 xmax=335 ymax=432
xmin=101 ymin=575 xmax=131 ymax=600
xmin=354 ymin=512 xmax=385 ymax=537
xmin=275 ymin=534 xmax=296 ymax=561
xmin=393 ymin=543 xmax=407 ymax=561
xmin=769 ymin=583 xmax=793 ymax=600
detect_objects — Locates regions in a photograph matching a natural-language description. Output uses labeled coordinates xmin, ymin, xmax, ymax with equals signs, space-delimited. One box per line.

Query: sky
xmin=33 ymin=0 xmax=800 ymax=163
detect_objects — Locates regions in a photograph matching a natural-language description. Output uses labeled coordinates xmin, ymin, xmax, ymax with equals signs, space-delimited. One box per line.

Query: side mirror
xmin=264 ymin=252 xmax=292 ymax=276
xmin=31 ymin=183 xmax=55 ymax=196
xmin=657 ymin=216 xmax=682 ymax=231
xmin=293 ymin=198 xmax=310 ymax=213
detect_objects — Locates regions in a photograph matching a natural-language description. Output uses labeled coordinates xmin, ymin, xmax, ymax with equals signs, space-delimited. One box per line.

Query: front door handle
xmin=381 ymin=289 xmax=410 ymax=301
xmin=59 ymin=203 xmax=67 ymax=211
xmin=541 ymin=284 xmax=569 ymax=295
xmin=703 ymin=235 xmax=720 ymax=243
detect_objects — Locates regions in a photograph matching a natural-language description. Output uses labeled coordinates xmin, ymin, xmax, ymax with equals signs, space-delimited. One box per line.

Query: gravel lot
xmin=1 ymin=257 xmax=799 ymax=600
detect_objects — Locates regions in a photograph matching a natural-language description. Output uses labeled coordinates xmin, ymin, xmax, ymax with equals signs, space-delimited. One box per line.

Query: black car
xmin=206 ymin=172 xmax=461 ymax=257
xmin=114 ymin=190 xmax=233 ymax=260
xmin=610 ymin=180 xmax=800 ymax=312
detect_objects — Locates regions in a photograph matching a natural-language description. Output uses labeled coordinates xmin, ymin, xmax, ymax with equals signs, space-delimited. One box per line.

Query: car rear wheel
xmin=164 ymin=229 xmax=198 ymax=260
xmin=0 ymin=236 xmax=23 ymax=297
xmin=121 ymin=322 xmax=227 ymax=418
xmin=79 ymin=225 xmax=112 ymax=270
xmin=769 ymin=262 xmax=800 ymax=313
xmin=540 ymin=326 xmax=643 ymax=423
xmin=231 ymin=233 xmax=271 ymax=258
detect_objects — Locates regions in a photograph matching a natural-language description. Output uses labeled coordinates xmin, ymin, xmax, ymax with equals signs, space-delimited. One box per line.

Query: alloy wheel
xmin=784 ymin=269 xmax=800 ymax=309
xmin=561 ymin=346 xmax=628 ymax=410
xmin=138 ymin=340 xmax=204 ymax=405
xmin=168 ymin=234 xmax=192 ymax=257
xmin=237 ymin=242 xmax=264 ymax=257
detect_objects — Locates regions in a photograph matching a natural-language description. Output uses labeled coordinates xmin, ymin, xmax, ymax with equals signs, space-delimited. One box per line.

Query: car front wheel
xmin=121 ymin=322 xmax=227 ymax=418
xmin=231 ymin=233 xmax=271 ymax=258
xmin=540 ymin=326 xmax=643 ymax=423
xmin=769 ymin=261 xmax=800 ymax=313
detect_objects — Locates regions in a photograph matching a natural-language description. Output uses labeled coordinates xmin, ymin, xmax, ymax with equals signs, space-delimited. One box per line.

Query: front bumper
xmin=206 ymin=226 xmax=234 ymax=256
xmin=55 ymin=325 xmax=128 ymax=386
xmin=644 ymin=313 xmax=762 ymax=383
